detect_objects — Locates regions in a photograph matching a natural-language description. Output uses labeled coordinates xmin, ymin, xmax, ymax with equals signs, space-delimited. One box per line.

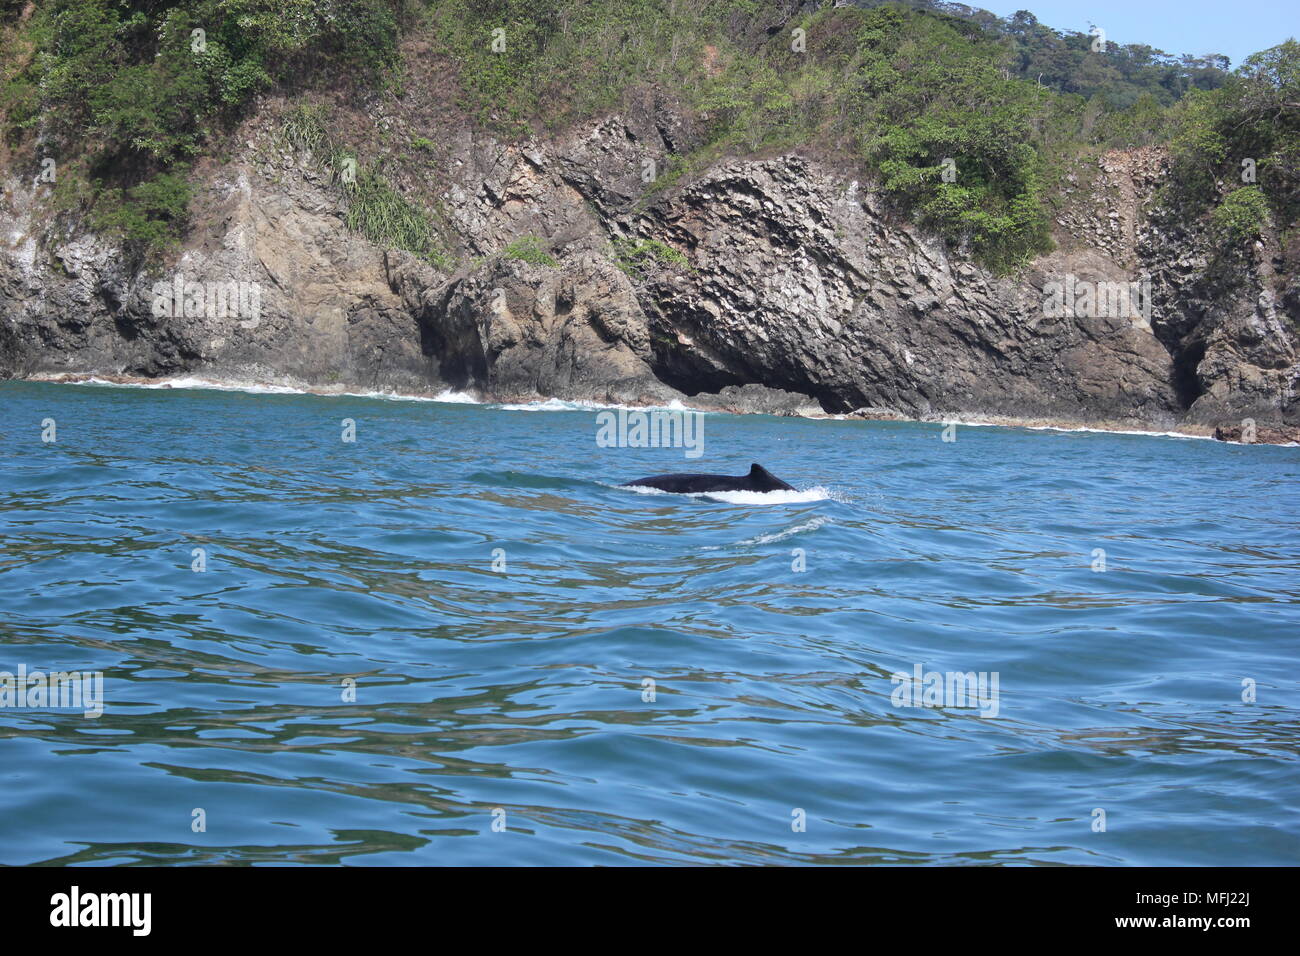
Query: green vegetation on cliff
xmin=2 ymin=0 xmax=412 ymax=256
xmin=276 ymin=101 xmax=449 ymax=265
xmin=1 ymin=1 xmax=1296 ymax=272
xmin=1168 ymin=42 xmax=1300 ymax=234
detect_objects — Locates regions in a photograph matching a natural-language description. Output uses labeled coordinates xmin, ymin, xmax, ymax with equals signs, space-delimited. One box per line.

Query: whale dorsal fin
xmin=748 ymin=463 xmax=794 ymax=491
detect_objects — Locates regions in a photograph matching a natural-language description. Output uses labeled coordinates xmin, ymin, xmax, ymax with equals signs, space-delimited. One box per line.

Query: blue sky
xmin=973 ymin=0 xmax=1297 ymax=69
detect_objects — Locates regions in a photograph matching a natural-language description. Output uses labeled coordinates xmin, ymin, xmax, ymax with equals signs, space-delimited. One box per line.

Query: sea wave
xmin=30 ymin=373 xmax=1255 ymax=443
xmin=50 ymin=374 xmax=481 ymax=405
xmin=62 ymin=374 xmax=305 ymax=395
xmin=933 ymin=418 xmax=1216 ymax=441
xmin=720 ymin=515 xmax=832 ymax=546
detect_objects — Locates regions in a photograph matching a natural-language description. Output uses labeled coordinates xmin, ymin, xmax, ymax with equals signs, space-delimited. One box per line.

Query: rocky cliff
xmin=2 ymin=91 xmax=1297 ymax=439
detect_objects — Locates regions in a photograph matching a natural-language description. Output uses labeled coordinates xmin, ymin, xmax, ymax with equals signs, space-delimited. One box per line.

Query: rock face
xmin=415 ymin=252 xmax=678 ymax=404
xmin=632 ymin=155 xmax=1178 ymax=422
xmin=2 ymin=104 xmax=1297 ymax=436
xmin=1 ymin=158 xmax=430 ymax=391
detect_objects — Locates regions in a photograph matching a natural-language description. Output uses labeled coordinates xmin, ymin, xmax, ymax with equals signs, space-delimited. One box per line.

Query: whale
xmin=621 ymin=462 xmax=796 ymax=494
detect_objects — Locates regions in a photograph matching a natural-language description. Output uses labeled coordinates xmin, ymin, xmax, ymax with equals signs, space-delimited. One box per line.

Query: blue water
xmin=1 ymin=380 xmax=1297 ymax=866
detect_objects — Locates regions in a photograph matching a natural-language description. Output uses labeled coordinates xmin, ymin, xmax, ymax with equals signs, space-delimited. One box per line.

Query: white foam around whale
xmin=621 ymin=484 xmax=832 ymax=505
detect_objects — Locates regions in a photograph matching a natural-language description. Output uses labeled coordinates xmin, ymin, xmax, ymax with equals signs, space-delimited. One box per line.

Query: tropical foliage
xmin=1 ymin=1 xmax=1295 ymax=271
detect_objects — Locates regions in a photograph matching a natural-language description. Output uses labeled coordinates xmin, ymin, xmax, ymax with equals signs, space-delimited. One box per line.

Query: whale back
xmin=621 ymin=463 xmax=796 ymax=494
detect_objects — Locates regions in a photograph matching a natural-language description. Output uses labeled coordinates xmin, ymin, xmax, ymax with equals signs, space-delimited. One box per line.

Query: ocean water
xmin=1 ymin=379 xmax=1297 ymax=866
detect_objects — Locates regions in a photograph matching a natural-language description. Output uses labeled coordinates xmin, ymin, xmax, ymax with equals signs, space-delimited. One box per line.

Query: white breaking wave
xmin=494 ymin=396 xmax=710 ymax=413
xmin=824 ymin=412 xmax=1216 ymax=442
xmin=1012 ymin=423 xmax=1215 ymax=441
xmin=57 ymin=377 xmax=699 ymax=415
xmin=53 ymin=374 xmax=482 ymax=404
xmin=430 ymin=389 xmax=481 ymax=404
xmin=54 ymin=375 xmax=690 ymax=413
xmin=63 ymin=375 xmax=303 ymax=395
xmin=929 ymin=418 xmax=1214 ymax=441
xmin=338 ymin=388 xmax=480 ymax=404
xmin=495 ymin=397 xmax=599 ymax=412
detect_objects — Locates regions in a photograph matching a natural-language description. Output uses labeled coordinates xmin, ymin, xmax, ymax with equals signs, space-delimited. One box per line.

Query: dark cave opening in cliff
xmin=1172 ymin=339 xmax=1208 ymax=409
xmin=649 ymin=344 xmax=748 ymax=399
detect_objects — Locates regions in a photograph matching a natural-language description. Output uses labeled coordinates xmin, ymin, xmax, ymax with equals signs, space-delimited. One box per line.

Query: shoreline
xmin=12 ymin=370 xmax=1294 ymax=446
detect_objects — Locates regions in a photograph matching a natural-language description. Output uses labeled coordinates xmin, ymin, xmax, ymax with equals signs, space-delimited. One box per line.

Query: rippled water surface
xmin=2 ymin=380 xmax=1298 ymax=865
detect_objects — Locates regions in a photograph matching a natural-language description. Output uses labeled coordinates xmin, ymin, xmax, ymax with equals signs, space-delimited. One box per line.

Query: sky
xmin=972 ymin=0 xmax=1297 ymax=69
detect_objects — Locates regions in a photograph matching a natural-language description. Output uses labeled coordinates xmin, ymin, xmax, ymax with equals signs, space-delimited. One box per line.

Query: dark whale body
xmin=621 ymin=463 xmax=796 ymax=495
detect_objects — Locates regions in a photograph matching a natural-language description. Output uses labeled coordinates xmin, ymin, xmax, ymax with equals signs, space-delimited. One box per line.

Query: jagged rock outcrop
xmin=2 ymin=103 xmax=1297 ymax=437
xmin=628 ymin=155 xmax=1179 ymax=422
xmin=1214 ymin=422 xmax=1300 ymax=444
xmin=414 ymin=252 xmax=678 ymax=404
xmin=690 ymin=383 xmax=826 ymax=416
